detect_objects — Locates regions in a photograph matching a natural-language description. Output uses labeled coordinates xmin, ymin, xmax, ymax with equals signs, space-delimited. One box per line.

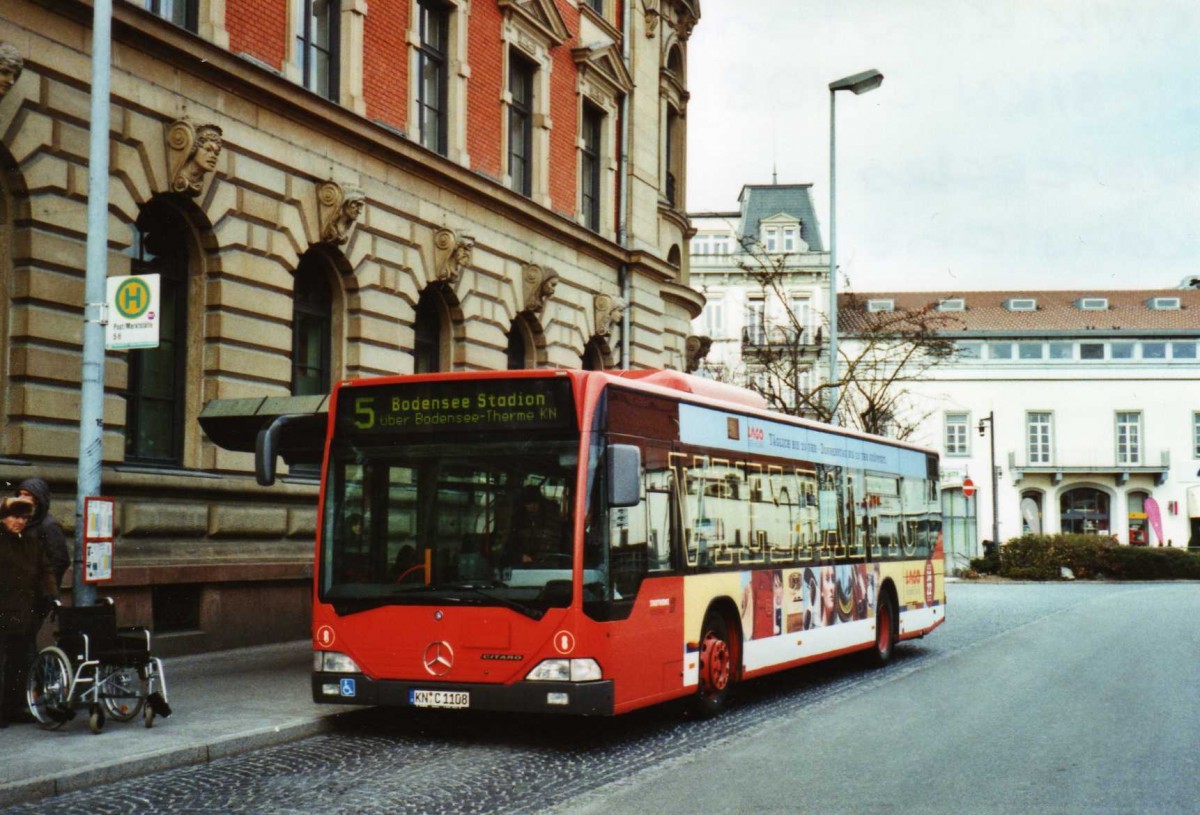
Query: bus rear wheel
xmin=694 ymin=612 xmax=736 ymax=717
xmin=867 ymin=592 xmax=897 ymax=667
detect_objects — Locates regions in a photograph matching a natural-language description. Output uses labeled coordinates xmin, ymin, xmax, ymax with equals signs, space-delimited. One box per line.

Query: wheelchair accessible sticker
xmin=339 ymin=678 xmax=356 ymax=697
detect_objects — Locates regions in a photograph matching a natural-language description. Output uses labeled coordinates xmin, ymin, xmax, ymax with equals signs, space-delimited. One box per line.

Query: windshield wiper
xmin=442 ymin=582 xmax=545 ymax=620
xmin=330 ymin=597 xmax=398 ymax=616
xmin=329 ymin=583 xmax=544 ymax=620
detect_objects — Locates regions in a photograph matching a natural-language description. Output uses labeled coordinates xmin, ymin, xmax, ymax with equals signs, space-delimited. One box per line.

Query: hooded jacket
xmin=0 ymin=501 xmax=57 ymax=634
xmin=17 ymin=478 xmax=69 ymax=588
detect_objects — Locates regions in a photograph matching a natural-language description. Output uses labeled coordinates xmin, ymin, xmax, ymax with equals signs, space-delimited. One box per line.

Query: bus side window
xmin=609 ymin=444 xmax=674 ymax=598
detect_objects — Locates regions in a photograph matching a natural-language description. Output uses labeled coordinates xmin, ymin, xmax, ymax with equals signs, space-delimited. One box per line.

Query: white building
xmin=688 ymin=184 xmax=829 ymax=402
xmin=845 ymin=288 xmax=1200 ymax=571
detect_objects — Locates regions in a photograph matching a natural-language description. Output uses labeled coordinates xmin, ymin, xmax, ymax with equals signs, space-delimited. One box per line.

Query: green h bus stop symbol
xmin=114 ymin=277 xmax=151 ymax=319
xmin=105 ymin=273 xmax=161 ymax=350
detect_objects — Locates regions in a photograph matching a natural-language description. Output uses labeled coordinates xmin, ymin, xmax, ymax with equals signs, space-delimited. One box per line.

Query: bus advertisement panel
xmin=308 ymin=370 xmax=944 ymax=717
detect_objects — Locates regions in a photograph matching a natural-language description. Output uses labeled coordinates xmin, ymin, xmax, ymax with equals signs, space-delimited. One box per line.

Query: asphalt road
xmin=4 ymin=582 xmax=1197 ymax=815
xmin=557 ymin=581 xmax=1200 ymax=815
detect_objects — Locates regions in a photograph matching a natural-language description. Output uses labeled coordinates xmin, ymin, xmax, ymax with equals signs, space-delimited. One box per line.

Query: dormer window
xmin=937 ymin=298 xmax=965 ymax=312
xmin=867 ymin=299 xmax=894 ymax=313
xmin=1005 ymin=298 xmax=1037 ymax=312
xmin=1076 ymin=297 xmax=1109 ymax=311
xmin=759 ymin=215 xmax=807 ymax=254
xmin=1148 ymin=297 xmax=1181 ymax=310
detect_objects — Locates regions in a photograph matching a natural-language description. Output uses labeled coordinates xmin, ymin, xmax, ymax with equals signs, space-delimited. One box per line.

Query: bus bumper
xmin=312 ymin=672 xmax=615 ymax=716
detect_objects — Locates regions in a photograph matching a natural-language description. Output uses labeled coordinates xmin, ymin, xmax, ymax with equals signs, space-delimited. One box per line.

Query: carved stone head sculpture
xmin=521 ymin=264 xmax=560 ymax=314
xmin=0 ymin=42 xmax=23 ymax=100
xmin=685 ymin=335 xmax=713 ymax=372
xmin=168 ymin=118 xmax=223 ymax=196
xmin=319 ymin=182 xmax=365 ymax=245
xmin=594 ymin=294 xmax=626 ymax=338
xmin=434 ymin=228 xmax=474 ymax=284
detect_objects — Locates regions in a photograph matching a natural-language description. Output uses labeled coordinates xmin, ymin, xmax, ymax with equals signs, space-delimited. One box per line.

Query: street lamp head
xmin=829 ymin=69 xmax=884 ymax=95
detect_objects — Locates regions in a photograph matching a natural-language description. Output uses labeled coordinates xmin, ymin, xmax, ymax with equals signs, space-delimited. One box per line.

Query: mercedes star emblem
xmin=423 ymin=641 xmax=454 ymax=676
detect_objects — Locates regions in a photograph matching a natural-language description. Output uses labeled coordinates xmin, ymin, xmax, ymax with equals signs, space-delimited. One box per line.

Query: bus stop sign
xmin=962 ymin=477 xmax=976 ymax=498
xmin=105 ymin=274 xmax=160 ymax=350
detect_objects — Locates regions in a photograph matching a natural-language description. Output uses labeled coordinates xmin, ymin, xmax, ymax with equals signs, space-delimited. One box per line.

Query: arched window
xmin=124 ymin=201 xmax=190 ymax=464
xmin=1127 ymin=490 xmax=1151 ymax=545
xmin=1059 ymin=488 xmax=1110 ymax=536
xmin=292 ymin=252 xmax=332 ymax=395
xmin=414 ymin=285 xmax=449 ymax=373
xmin=506 ymin=323 xmax=528 ymax=370
xmin=581 ymin=337 xmax=606 ymax=371
xmin=666 ymin=45 xmax=683 ymax=77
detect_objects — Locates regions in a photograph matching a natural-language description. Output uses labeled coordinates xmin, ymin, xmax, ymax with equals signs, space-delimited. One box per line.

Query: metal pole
xmin=75 ymin=0 xmax=113 ymax=607
xmin=827 ymin=89 xmax=838 ymax=425
xmin=618 ymin=0 xmax=631 ymax=369
xmin=989 ymin=410 xmax=1000 ymax=545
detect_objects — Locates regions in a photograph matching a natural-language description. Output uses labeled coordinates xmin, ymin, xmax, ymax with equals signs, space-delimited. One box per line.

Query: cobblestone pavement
xmin=0 ymin=583 xmax=1152 ymax=815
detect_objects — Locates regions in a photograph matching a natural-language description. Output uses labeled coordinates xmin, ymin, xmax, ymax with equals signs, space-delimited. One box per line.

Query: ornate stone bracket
xmin=594 ymin=293 xmax=626 ymax=338
xmin=318 ymin=181 xmax=365 ymax=245
xmin=521 ymin=263 xmax=560 ymax=314
xmin=684 ymin=335 xmax=712 ymax=373
xmin=433 ymin=228 xmax=474 ymax=284
xmin=166 ymin=117 xmax=223 ymax=197
xmin=641 ymin=0 xmax=660 ymax=37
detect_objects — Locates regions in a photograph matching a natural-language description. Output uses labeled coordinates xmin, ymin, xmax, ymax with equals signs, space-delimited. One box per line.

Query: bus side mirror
xmin=255 ymin=414 xmax=301 ymax=486
xmin=607 ymin=444 xmax=641 ymax=508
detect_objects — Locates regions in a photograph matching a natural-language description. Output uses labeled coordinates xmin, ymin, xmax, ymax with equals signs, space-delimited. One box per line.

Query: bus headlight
xmin=525 ymin=658 xmax=602 ymax=682
xmin=314 ymin=651 xmax=362 ymax=673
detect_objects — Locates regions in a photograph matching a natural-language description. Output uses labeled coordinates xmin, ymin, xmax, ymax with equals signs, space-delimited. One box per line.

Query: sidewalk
xmin=0 ymin=640 xmax=355 ymax=807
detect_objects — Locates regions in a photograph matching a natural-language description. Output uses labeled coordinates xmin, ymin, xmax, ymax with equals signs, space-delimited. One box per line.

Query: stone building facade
xmin=688 ymin=184 xmax=830 ymax=399
xmin=0 ymin=0 xmax=702 ymax=654
xmin=843 ymin=288 xmax=1200 ymax=570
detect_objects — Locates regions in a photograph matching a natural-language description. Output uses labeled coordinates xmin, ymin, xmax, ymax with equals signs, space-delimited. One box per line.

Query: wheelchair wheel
xmin=100 ymin=665 xmax=147 ymax=722
xmin=27 ymin=646 xmax=73 ymax=730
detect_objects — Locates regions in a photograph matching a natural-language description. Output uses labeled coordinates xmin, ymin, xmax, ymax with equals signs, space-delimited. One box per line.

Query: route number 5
xmin=354 ymin=396 xmax=376 ymax=429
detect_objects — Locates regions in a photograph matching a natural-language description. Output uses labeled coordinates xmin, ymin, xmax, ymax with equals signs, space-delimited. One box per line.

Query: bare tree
xmin=730 ymin=238 xmax=962 ymax=439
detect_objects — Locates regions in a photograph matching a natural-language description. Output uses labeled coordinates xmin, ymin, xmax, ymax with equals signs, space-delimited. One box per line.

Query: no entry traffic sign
xmin=962 ymin=477 xmax=976 ymax=498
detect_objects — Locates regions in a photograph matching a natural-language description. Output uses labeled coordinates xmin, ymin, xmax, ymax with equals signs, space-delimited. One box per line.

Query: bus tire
xmin=866 ymin=590 xmax=897 ymax=667
xmin=694 ymin=611 xmax=737 ymax=717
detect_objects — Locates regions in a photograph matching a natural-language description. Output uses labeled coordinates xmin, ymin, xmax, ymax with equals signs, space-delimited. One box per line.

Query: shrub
xmin=1098 ymin=546 xmax=1200 ymax=580
xmin=997 ymin=533 xmax=1200 ymax=581
xmin=969 ymin=550 xmax=1000 ymax=575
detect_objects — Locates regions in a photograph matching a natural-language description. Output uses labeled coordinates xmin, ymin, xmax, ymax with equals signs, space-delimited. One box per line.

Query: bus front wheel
xmin=694 ymin=612 xmax=736 ymax=717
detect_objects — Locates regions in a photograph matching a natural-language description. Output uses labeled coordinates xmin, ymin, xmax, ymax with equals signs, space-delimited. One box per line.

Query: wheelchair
xmin=25 ymin=598 xmax=171 ymax=734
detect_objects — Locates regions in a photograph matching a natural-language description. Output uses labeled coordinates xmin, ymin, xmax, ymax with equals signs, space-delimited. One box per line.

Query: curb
xmin=0 ymin=714 xmax=346 ymax=808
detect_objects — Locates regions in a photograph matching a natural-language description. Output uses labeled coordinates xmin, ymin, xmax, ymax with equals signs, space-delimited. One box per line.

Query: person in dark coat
xmin=0 ymin=496 xmax=57 ymax=727
xmin=16 ymin=478 xmax=69 ymax=589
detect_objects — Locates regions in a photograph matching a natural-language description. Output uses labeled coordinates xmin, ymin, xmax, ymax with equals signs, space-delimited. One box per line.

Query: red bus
xmin=269 ymin=369 xmax=944 ymax=716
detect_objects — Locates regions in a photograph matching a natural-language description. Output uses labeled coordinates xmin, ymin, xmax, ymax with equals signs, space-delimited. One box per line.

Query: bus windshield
xmin=319 ymin=436 xmax=581 ymax=618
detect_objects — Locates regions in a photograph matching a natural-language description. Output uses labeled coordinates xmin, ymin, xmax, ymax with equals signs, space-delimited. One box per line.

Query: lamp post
xmin=978 ymin=411 xmax=1000 ymax=547
xmin=827 ymin=69 xmax=883 ymax=426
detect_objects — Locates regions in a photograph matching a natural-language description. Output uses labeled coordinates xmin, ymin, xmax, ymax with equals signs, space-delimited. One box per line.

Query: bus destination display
xmin=337 ymin=377 xmax=575 ymax=436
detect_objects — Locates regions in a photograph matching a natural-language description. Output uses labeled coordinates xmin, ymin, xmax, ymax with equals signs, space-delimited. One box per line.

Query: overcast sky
xmin=685 ymin=0 xmax=1200 ymax=293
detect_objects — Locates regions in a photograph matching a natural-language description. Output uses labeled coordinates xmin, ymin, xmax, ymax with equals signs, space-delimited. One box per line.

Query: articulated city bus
xmin=297 ymin=369 xmax=944 ymax=716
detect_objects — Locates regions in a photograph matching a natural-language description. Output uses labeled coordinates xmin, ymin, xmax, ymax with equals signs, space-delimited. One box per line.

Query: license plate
xmin=410 ymin=689 xmax=470 ymax=709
